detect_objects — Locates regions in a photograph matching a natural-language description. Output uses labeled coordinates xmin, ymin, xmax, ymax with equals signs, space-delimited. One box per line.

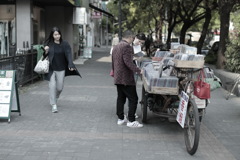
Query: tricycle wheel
xmin=141 ymin=86 xmax=148 ymax=123
xmin=184 ymin=99 xmax=200 ymax=155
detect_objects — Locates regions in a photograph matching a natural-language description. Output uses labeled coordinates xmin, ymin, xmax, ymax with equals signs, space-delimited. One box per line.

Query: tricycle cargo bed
xmin=142 ymin=76 xmax=179 ymax=95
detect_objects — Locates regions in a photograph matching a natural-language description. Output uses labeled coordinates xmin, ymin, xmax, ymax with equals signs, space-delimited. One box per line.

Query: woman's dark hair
xmin=136 ymin=33 xmax=146 ymax=41
xmin=45 ymin=27 xmax=63 ymax=45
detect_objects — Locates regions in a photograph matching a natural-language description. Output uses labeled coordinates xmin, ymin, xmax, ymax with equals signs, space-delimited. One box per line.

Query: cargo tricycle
xmin=141 ymin=63 xmax=209 ymax=155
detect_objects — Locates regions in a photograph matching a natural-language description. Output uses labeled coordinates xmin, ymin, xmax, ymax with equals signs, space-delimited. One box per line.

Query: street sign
xmin=91 ymin=11 xmax=102 ymax=19
xmin=73 ymin=7 xmax=87 ymax=24
xmin=0 ymin=70 xmax=21 ymax=123
xmin=176 ymin=91 xmax=189 ymax=128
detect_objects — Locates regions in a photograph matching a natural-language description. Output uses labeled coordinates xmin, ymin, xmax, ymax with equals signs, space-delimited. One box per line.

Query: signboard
xmin=0 ymin=70 xmax=21 ymax=123
xmin=176 ymin=91 xmax=189 ymax=128
xmin=91 ymin=11 xmax=102 ymax=19
xmin=73 ymin=7 xmax=87 ymax=24
xmin=83 ymin=47 xmax=92 ymax=59
xmin=87 ymin=31 xmax=93 ymax=47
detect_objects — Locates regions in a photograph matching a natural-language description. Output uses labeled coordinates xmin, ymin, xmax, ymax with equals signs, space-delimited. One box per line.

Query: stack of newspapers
xmin=143 ymin=63 xmax=179 ymax=92
xmin=154 ymin=51 xmax=173 ymax=58
xmin=178 ymin=45 xmax=197 ymax=55
xmin=189 ymin=67 xmax=215 ymax=80
xmin=174 ymin=54 xmax=205 ymax=61
xmin=173 ymin=53 xmax=205 ymax=68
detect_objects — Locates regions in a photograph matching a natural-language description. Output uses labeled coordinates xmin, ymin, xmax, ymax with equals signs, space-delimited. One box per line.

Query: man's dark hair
xmin=122 ymin=30 xmax=135 ymax=39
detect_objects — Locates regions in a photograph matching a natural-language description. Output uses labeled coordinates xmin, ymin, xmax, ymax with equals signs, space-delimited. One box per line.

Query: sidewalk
xmin=0 ymin=47 xmax=239 ymax=160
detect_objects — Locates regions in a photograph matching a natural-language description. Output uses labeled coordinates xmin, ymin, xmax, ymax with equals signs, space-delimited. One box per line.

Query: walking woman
xmin=44 ymin=27 xmax=81 ymax=113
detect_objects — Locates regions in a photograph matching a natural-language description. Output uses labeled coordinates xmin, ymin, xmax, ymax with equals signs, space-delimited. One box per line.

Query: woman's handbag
xmin=194 ymin=70 xmax=211 ymax=99
xmin=34 ymin=56 xmax=49 ymax=74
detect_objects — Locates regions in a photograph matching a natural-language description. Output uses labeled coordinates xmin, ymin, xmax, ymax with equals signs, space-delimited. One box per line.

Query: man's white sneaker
xmin=117 ymin=115 xmax=128 ymax=125
xmin=135 ymin=113 xmax=139 ymax=119
xmin=127 ymin=121 xmax=143 ymax=128
xmin=52 ymin=104 xmax=58 ymax=113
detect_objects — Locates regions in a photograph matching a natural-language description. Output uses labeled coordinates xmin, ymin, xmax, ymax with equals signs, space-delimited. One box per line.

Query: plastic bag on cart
xmin=205 ymin=76 xmax=222 ymax=91
xmin=203 ymin=67 xmax=222 ymax=91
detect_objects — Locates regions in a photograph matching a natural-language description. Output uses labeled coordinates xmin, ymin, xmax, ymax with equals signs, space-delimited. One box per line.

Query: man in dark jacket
xmin=112 ymin=30 xmax=143 ymax=128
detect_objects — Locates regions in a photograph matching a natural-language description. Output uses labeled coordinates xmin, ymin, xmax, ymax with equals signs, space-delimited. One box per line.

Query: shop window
xmin=0 ymin=5 xmax=16 ymax=57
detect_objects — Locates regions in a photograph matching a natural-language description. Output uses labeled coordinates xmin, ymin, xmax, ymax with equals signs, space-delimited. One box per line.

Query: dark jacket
xmin=44 ymin=40 xmax=81 ymax=81
xmin=112 ymin=40 xmax=141 ymax=85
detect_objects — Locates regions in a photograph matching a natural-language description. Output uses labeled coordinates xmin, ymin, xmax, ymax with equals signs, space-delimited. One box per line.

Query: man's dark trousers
xmin=116 ymin=84 xmax=138 ymax=122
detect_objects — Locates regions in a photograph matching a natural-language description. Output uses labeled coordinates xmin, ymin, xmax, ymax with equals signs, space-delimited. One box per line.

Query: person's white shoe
xmin=117 ymin=115 xmax=128 ymax=125
xmin=135 ymin=113 xmax=139 ymax=119
xmin=52 ymin=104 xmax=58 ymax=113
xmin=127 ymin=121 xmax=143 ymax=128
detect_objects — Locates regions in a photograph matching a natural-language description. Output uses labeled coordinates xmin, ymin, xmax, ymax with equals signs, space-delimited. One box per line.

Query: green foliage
xmin=107 ymin=1 xmax=119 ymax=17
xmin=210 ymin=11 xmax=220 ymax=30
xmin=205 ymin=50 xmax=218 ymax=65
xmin=188 ymin=10 xmax=219 ymax=32
xmin=107 ymin=0 xmax=163 ymax=35
xmin=225 ymin=35 xmax=240 ymax=72
xmin=231 ymin=10 xmax=240 ymax=30
xmin=224 ymin=10 xmax=240 ymax=72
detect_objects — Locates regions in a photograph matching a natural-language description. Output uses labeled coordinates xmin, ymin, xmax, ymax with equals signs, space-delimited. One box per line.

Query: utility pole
xmin=100 ymin=20 xmax=102 ymax=46
xmin=106 ymin=16 xmax=109 ymax=47
xmin=118 ymin=0 xmax=122 ymax=40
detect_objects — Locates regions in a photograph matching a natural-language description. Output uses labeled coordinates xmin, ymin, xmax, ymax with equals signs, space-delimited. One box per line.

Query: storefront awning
xmin=0 ymin=0 xmax=16 ymax=4
xmin=89 ymin=3 xmax=114 ymax=18
xmin=68 ymin=0 xmax=81 ymax=7
xmin=1 ymin=0 xmax=80 ymax=6
xmin=33 ymin=0 xmax=75 ymax=7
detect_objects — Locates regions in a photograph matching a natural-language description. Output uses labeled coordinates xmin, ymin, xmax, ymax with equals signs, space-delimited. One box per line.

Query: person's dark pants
xmin=145 ymin=46 xmax=150 ymax=56
xmin=116 ymin=84 xmax=138 ymax=122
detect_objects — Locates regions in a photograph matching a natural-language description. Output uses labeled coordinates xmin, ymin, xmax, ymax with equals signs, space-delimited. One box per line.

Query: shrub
xmin=225 ymin=33 xmax=240 ymax=73
xmin=204 ymin=42 xmax=219 ymax=65
xmin=205 ymin=50 xmax=218 ymax=65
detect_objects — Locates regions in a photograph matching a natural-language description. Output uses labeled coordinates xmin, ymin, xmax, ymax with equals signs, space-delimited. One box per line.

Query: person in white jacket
xmin=110 ymin=33 xmax=119 ymax=55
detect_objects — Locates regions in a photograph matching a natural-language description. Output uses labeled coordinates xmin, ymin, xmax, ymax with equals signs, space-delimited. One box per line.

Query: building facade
xmin=0 ymin=0 xmax=113 ymax=59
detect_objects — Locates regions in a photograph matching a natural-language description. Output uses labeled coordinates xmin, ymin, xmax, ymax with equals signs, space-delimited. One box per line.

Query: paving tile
xmin=0 ymin=47 xmax=239 ymax=160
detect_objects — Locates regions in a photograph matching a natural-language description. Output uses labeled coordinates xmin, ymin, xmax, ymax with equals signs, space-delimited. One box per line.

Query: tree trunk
xmin=216 ymin=1 xmax=233 ymax=69
xmin=180 ymin=22 xmax=190 ymax=44
xmin=158 ymin=19 xmax=163 ymax=44
xmin=167 ymin=25 xmax=175 ymax=49
xmin=155 ymin=20 xmax=159 ymax=40
xmin=197 ymin=8 xmax=211 ymax=54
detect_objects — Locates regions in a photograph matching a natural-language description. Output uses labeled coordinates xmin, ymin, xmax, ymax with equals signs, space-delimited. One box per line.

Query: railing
xmin=0 ymin=50 xmax=40 ymax=86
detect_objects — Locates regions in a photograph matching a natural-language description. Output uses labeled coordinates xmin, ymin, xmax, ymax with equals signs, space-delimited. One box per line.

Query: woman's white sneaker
xmin=127 ymin=121 xmax=143 ymax=128
xmin=52 ymin=104 xmax=58 ymax=113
